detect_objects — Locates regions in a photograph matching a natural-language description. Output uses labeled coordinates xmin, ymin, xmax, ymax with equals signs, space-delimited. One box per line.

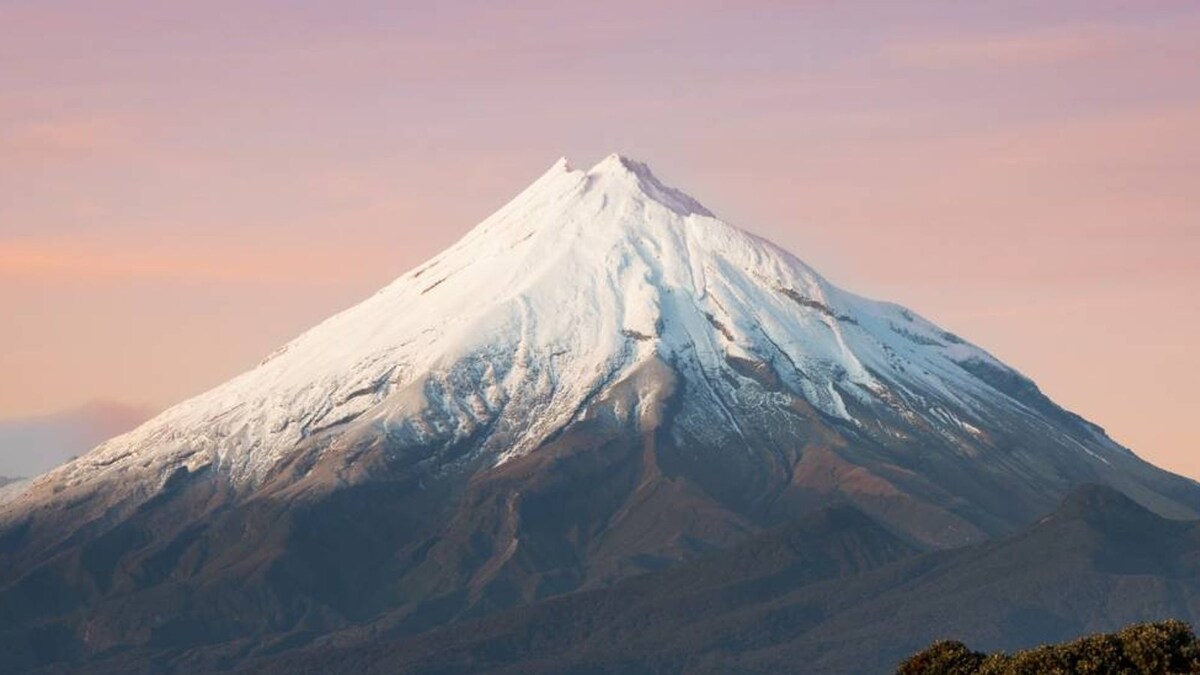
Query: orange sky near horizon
xmin=2 ymin=1 xmax=1198 ymax=478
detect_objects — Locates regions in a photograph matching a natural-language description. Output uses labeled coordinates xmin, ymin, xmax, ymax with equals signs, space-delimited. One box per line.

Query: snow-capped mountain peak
xmin=25 ymin=155 xmax=1147 ymax=512
xmin=584 ymin=153 xmax=714 ymax=217
xmin=5 ymin=155 xmax=1199 ymax=666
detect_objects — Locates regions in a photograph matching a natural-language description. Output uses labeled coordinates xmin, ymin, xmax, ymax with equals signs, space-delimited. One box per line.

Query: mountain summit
xmin=2 ymin=155 xmax=1198 ymax=671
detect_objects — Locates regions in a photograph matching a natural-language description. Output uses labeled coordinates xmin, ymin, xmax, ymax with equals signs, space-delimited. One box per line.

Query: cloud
xmin=883 ymin=20 xmax=1161 ymax=69
xmin=0 ymin=236 xmax=375 ymax=286
xmin=0 ymin=115 xmax=135 ymax=161
xmin=0 ymin=240 xmax=217 ymax=282
xmin=308 ymin=169 xmax=385 ymax=205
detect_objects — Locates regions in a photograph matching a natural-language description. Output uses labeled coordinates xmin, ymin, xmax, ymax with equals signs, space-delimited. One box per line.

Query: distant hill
xmin=0 ymin=401 xmax=152 ymax=477
xmin=236 ymin=485 xmax=1200 ymax=675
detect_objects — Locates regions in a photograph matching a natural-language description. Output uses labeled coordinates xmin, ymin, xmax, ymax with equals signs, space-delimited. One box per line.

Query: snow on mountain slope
xmin=24 ymin=154 xmax=1134 ymax=500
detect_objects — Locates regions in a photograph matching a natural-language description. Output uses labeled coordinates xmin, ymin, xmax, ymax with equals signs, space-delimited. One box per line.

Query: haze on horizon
xmin=1 ymin=1 xmax=1197 ymax=479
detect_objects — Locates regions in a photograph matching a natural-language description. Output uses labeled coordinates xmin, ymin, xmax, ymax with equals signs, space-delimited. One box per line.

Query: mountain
xmin=1 ymin=155 xmax=1197 ymax=672
xmin=238 ymin=485 xmax=1200 ymax=675
xmin=0 ymin=402 xmax=153 ymax=478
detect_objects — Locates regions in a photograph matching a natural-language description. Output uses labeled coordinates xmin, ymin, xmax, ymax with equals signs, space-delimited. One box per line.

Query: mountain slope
xmin=1 ymin=155 xmax=1197 ymax=671
xmin=238 ymin=485 xmax=1200 ymax=675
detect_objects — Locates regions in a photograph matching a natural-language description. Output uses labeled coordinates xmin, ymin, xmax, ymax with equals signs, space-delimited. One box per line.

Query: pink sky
xmin=2 ymin=1 xmax=1198 ymax=477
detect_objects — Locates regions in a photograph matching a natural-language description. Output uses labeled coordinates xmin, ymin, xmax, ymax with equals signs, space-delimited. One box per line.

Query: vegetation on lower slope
xmin=897 ymin=620 xmax=1200 ymax=674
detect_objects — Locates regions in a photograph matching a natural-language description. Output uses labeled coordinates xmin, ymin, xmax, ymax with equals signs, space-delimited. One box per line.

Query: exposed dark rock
xmin=233 ymin=486 xmax=1200 ymax=675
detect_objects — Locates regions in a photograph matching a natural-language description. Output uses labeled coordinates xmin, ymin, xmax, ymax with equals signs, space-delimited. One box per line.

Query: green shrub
xmin=896 ymin=640 xmax=985 ymax=675
xmin=897 ymin=620 xmax=1200 ymax=674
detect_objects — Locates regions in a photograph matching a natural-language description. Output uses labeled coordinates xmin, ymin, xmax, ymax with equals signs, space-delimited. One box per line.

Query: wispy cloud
xmin=0 ymin=236 xmax=375 ymax=286
xmin=0 ymin=115 xmax=135 ymax=161
xmin=883 ymin=17 xmax=1196 ymax=70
